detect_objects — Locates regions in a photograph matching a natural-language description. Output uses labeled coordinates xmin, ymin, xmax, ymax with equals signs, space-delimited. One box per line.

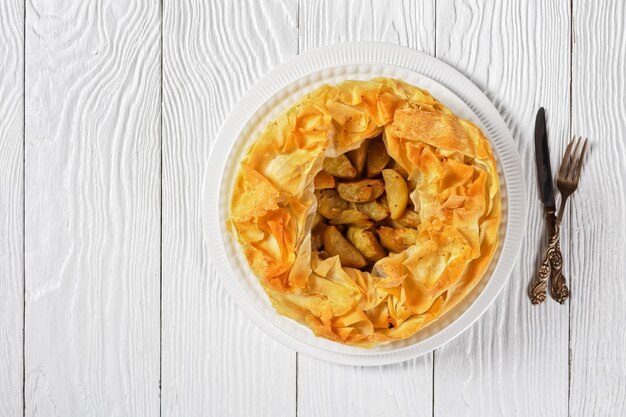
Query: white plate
xmin=202 ymin=42 xmax=527 ymax=366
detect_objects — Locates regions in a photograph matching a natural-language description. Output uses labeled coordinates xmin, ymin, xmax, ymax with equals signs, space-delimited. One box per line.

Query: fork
xmin=545 ymin=136 xmax=588 ymax=303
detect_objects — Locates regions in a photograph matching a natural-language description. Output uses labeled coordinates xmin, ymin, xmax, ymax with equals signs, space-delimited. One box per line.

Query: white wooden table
xmin=1 ymin=1 xmax=625 ymax=416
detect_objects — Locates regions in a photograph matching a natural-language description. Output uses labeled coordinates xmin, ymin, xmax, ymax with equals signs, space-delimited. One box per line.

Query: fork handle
xmin=529 ymin=209 xmax=557 ymax=304
xmin=548 ymin=216 xmax=569 ymax=303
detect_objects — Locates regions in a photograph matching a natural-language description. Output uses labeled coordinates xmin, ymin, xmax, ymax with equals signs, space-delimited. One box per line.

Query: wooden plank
xmin=0 ymin=0 xmax=24 ymax=415
xmin=24 ymin=1 xmax=161 ymax=415
xmin=298 ymin=356 xmax=433 ymax=417
xmin=433 ymin=1 xmax=570 ymax=416
xmin=570 ymin=1 xmax=626 ymax=415
xmin=161 ymin=1 xmax=298 ymax=416
xmin=297 ymin=2 xmax=435 ymax=416
xmin=299 ymin=0 xmax=435 ymax=55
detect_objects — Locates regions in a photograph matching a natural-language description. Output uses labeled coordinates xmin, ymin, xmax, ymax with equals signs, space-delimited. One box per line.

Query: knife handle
xmin=530 ymin=255 xmax=550 ymax=304
xmin=547 ymin=215 xmax=569 ymax=303
xmin=529 ymin=208 xmax=557 ymax=304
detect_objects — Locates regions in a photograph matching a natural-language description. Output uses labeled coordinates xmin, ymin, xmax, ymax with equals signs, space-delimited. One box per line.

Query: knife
xmin=534 ymin=108 xmax=556 ymax=211
xmin=529 ymin=107 xmax=560 ymax=304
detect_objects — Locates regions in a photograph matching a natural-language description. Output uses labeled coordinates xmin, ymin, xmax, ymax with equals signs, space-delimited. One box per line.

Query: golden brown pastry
xmin=227 ymin=78 xmax=501 ymax=347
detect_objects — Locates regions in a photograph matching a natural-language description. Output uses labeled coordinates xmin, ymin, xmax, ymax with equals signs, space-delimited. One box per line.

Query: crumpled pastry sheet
xmin=228 ymin=78 xmax=501 ymax=347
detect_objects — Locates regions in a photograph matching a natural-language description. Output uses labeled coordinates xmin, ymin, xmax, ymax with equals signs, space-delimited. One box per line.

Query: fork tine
xmin=572 ymin=137 xmax=588 ymax=182
xmin=559 ymin=139 xmax=576 ymax=178
xmin=569 ymin=136 xmax=583 ymax=179
xmin=567 ymin=137 xmax=583 ymax=178
xmin=559 ymin=139 xmax=575 ymax=178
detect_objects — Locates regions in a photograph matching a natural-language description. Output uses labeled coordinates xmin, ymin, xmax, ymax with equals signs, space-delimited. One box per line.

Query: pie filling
xmin=312 ymin=135 xmax=421 ymax=271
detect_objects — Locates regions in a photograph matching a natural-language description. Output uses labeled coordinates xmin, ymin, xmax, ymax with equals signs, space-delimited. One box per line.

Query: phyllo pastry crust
xmin=228 ymin=78 xmax=501 ymax=347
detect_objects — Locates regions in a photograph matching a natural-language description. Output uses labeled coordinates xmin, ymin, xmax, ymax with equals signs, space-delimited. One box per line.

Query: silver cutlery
xmin=529 ymin=107 xmax=588 ymax=304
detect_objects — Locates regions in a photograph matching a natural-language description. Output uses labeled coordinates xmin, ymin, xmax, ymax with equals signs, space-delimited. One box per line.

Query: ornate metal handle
xmin=529 ymin=209 xmax=557 ymax=304
xmin=548 ymin=217 xmax=569 ymax=303
xmin=529 ymin=255 xmax=550 ymax=304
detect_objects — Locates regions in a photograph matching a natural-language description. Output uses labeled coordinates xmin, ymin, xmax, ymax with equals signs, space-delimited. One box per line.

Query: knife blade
xmin=535 ymin=107 xmax=556 ymax=209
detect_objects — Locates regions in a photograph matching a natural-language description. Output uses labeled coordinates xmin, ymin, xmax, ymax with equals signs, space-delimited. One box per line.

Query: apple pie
xmin=228 ymin=78 xmax=501 ymax=347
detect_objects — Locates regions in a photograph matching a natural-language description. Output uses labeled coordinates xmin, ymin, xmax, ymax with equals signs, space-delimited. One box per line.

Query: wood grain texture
xmin=299 ymin=0 xmax=435 ymax=55
xmin=570 ymin=1 xmax=626 ymax=415
xmin=297 ymin=2 xmax=435 ymax=416
xmin=24 ymin=1 xmax=161 ymax=416
xmin=161 ymin=1 xmax=298 ymax=416
xmin=0 ymin=0 xmax=24 ymax=415
xmin=3 ymin=1 xmax=622 ymax=415
xmin=434 ymin=1 xmax=570 ymax=416
xmin=298 ymin=356 xmax=433 ymax=417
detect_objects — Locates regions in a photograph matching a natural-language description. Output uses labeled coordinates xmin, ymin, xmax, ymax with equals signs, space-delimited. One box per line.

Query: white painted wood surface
xmin=0 ymin=0 xmax=24 ymax=415
xmin=570 ymin=1 xmax=626 ymax=415
xmin=0 ymin=0 xmax=624 ymax=416
xmin=24 ymin=1 xmax=161 ymax=415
